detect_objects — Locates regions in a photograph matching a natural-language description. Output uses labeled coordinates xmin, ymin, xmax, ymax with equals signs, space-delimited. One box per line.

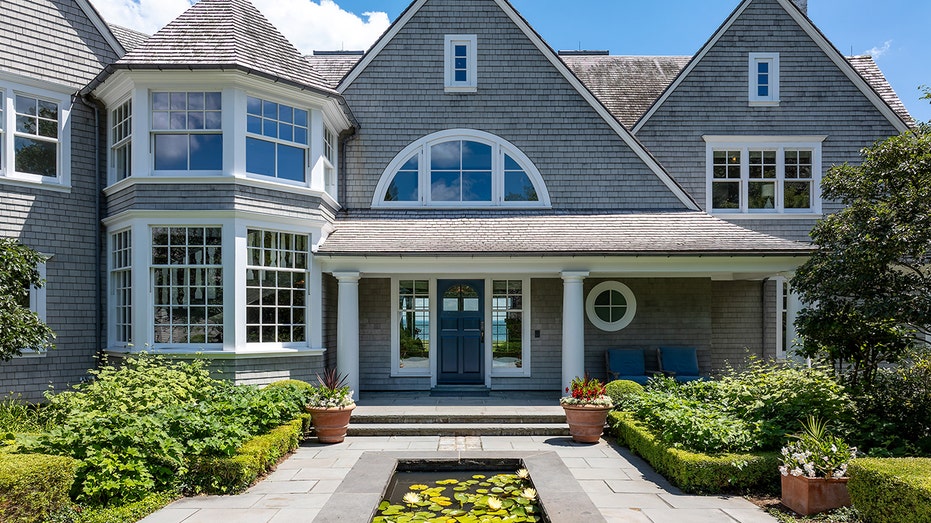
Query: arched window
xmin=373 ymin=130 xmax=550 ymax=208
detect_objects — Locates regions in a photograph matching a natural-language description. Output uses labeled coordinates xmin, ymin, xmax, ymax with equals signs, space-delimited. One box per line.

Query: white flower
xmin=486 ymin=496 xmax=502 ymax=511
xmin=779 ymin=465 xmax=789 ymax=476
xmin=403 ymin=492 xmax=421 ymax=505
xmin=791 ymin=467 xmax=803 ymax=477
xmin=520 ymin=488 xmax=537 ymax=501
xmin=516 ymin=468 xmax=530 ymax=480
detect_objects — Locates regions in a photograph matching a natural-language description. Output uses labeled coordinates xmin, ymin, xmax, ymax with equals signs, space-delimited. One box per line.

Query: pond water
xmin=373 ymin=462 xmax=547 ymax=523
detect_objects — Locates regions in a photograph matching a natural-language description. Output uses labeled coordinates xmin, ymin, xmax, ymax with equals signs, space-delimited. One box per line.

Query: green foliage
xmin=27 ymin=354 xmax=308 ymax=504
xmin=0 ymin=453 xmax=78 ymax=523
xmin=48 ymin=492 xmax=177 ymax=523
xmin=185 ymin=416 xmax=305 ymax=494
xmin=850 ymin=351 xmax=931 ymax=456
xmin=791 ymin=126 xmax=931 ymax=386
xmin=635 ymin=390 xmax=756 ymax=454
xmin=604 ymin=379 xmax=644 ymax=411
xmin=307 ymin=369 xmax=354 ymax=408
xmin=0 ymin=238 xmax=55 ymax=360
xmin=560 ymin=374 xmax=611 ymax=407
xmin=848 ymin=458 xmax=931 ymax=523
xmin=780 ymin=417 xmax=855 ymax=479
xmin=0 ymin=394 xmax=48 ymax=435
xmin=609 ymin=411 xmax=779 ymax=494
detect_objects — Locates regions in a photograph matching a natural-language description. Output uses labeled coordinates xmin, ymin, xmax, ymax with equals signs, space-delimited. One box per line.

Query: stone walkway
xmin=140 ymin=434 xmax=777 ymax=523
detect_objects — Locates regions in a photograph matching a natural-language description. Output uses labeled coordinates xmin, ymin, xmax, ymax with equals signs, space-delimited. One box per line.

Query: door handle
xmin=480 ymin=321 xmax=485 ymax=343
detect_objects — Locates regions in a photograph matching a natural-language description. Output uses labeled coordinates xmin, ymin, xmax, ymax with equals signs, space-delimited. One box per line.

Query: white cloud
xmin=91 ymin=0 xmax=391 ymax=53
xmin=864 ymin=40 xmax=893 ymax=58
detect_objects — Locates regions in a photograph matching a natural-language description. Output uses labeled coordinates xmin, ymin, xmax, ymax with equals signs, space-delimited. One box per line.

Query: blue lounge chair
xmin=658 ymin=347 xmax=706 ymax=383
xmin=605 ymin=348 xmax=657 ymax=385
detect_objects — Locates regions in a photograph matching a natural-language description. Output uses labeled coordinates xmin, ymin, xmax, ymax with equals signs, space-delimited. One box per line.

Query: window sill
xmin=106 ymin=347 xmax=326 ymax=359
xmin=748 ymin=100 xmax=780 ymax=107
xmin=713 ymin=212 xmax=822 ymax=220
xmin=444 ymin=86 xmax=478 ymax=93
xmin=0 ymin=175 xmax=71 ymax=193
xmin=13 ymin=350 xmax=48 ymax=359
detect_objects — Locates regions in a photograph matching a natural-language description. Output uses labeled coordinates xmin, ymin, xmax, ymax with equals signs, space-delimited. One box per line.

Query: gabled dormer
xmin=88 ymin=0 xmax=353 ymax=206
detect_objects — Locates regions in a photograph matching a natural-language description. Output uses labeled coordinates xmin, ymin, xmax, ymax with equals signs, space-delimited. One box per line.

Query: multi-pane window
xmin=245 ymin=230 xmax=308 ymax=344
xmin=324 ymin=127 xmax=336 ymax=194
xmin=111 ymin=230 xmax=132 ymax=344
xmin=492 ymin=280 xmax=523 ymax=370
xmin=707 ymin=141 xmax=820 ymax=213
xmin=151 ymin=227 xmax=223 ymax=345
xmin=152 ymin=92 xmax=222 ymax=171
xmin=111 ymin=100 xmax=132 ymax=181
xmin=444 ymin=35 xmax=477 ymax=91
xmin=399 ymin=280 xmax=430 ymax=370
xmin=749 ymin=53 xmax=779 ymax=103
xmin=14 ymin=95 xmax=59 ymax=177
xmin=246 ymin=96 xmax=308 ymax=182
xmin=0 ymin=92 xmax=4 ymax=170
xmin=382 ymin=135 xmax=544 ymax=207
xmin=586 ymin=281 xmax=637 ymax=332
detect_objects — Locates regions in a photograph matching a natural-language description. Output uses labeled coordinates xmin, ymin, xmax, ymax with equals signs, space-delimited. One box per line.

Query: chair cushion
xmin=607 ymin=349 xmax=645 ymax=376
xmin=659 ymin=347 xmax=700 ymax=376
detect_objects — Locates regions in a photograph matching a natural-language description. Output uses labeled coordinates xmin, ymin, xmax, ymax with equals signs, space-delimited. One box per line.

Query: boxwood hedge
xmin=848 ymin=457 xmax=931 ymax=523
xmin=0 ymin=453 xmax=77 ymax=523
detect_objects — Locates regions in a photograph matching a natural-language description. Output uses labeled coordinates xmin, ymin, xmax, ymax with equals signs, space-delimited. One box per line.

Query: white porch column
xmin=786 ymin=282 xmax=803 ymax=362
xmin=334 ymin=272 xmax=361 ymax=401
xmin=561 ymin=271 xmax=589 ymax=394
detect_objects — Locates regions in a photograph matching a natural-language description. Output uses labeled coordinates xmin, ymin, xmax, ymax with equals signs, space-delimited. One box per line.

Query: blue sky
xmin=332 ymin=0 xmax=931 ymax=123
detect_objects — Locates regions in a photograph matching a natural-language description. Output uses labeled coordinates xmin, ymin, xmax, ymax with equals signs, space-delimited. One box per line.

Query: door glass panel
xmin=443 ymin=298 xmax=459 ymax=311
xmin=462 ymin=298 xmax=480 ymax=312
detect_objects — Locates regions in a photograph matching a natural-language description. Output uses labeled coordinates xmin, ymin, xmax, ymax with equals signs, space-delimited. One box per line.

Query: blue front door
xmin=438 ymin=280 xmax=484 ymax=385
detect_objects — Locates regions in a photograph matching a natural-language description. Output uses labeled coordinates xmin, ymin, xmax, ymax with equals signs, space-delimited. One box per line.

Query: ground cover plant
xmin=19 ymin=354 xmax=313 ymax=506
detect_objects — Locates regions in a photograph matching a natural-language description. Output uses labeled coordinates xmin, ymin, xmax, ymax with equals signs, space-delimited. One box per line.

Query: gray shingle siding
xmin=635 ymin=0 xmax=900 ymax=241
xmin=341 ymin=0 xmax=688 ymax=212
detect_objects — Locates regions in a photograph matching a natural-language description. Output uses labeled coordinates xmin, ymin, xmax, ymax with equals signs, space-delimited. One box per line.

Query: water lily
xmin=520 ymin=488 xmax=537 ymax=501
xmin=402 ymin=492 xmax=421 ymax=506
xmin=487 ymin=496 xmax=503 ymax=511
xmin=409 ymin=484 xmax=428 ymax=491
xmin=516 ymin=468 xmax=530 ymax=480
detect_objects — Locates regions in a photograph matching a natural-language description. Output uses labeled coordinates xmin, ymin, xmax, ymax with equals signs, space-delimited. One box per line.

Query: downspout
xmin=80 ymin=94 xmax=104 ymax=367
xmin=337 ymin=127 xmax=356 ymax=213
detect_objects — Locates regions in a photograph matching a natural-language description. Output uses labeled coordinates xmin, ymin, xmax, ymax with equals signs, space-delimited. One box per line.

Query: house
xmin=0 ymin=0 xmax=912 ymax=401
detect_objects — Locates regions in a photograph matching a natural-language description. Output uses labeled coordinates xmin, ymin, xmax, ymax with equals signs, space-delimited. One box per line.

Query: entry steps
xmin=346 ymin=411 xmax=570 ymax=437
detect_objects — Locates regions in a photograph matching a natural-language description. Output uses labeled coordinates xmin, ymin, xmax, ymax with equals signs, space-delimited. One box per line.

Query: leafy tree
xmin=791 ymin=124 xmax=931 ymax=386
xmin=0 ymin=238 xmax=55 ymax=360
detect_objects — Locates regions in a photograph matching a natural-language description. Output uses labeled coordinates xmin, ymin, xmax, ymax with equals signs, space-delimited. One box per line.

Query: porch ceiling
xmin=316 ymin=211 xmax=814 ymax=257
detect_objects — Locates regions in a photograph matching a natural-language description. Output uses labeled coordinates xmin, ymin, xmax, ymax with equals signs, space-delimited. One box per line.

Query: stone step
xmin=352 ymin=413 xmax=566 ymax=424
xmin=345 ymin=423 xmax=570 ymax=437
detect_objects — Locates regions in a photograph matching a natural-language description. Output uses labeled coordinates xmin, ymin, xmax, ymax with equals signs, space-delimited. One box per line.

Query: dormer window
xmin=152 ymin=91 xmax=222 ymax=171
xmin=445 ymin=35 xmax=477 ymax=92
xmin=374 ymin=130 xmax=550 ymax=208
xmin=246 ymin=96 xmax=309 ymax=183
xmin=749 ymin=53 xmax=779 ymax=105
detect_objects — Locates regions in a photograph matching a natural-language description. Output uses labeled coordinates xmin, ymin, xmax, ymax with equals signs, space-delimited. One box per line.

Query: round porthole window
xmin=585 ymin=281 xmax=636 ymax=331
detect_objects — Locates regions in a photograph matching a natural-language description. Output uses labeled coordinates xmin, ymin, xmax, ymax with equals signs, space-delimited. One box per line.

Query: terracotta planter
xmin=562 ymin=404 xmax=611 ymax=443
xmin=781 ymin=474 xmax=851 ymax=516
xmin=306 ymin=404 xmax=355 ymax=444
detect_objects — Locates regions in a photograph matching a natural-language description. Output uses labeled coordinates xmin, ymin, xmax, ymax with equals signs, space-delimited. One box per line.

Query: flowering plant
xmin=560 ymin=374 xmax=613 ymax=407
xmin=779 ymin=416 xmax=856 ymax=479
xmin=307 ymin=368 xmax=355 ymax=408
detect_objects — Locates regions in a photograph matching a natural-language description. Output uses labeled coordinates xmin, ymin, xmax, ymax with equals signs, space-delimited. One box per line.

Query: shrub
xmin=609 ymin=412 xmax=778 ymax=494
xmin=185 ymin=416 xmax=306 ymax=494
xmin=27 ymin=354 xmax=310 ymax=504
xmin=848 ymin=458 xmax=931 ymax=523
xmin=0 ymin=453 xmax=78 ymax=523
xmin=635 ymin=391 xmax=756 ymax=454
xmin=0 ymin=394 xmax=48 ymax=435
xmin=604 ymin=380 xmax=643 ymax=411
xmin=48 ymin=492 xmax=177 ymax=523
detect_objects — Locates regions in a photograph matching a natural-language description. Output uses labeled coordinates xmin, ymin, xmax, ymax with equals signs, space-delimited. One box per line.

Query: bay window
xmin=245 ymin=229 xmax=309 ymax=344
xmin=111 ymin=100 xmax=132 ymax=182
xmin=152 ymin=91 xmax=222 ymax=171
xmin=246 ymin=96 xmax=309 ymax=182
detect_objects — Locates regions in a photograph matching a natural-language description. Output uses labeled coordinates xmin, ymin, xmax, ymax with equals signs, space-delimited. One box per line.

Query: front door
xmin=437 ymin=280 xmax=484 ymax=385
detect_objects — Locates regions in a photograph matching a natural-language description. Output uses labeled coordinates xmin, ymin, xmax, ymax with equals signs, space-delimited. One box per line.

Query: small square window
xmin=749 ymin=53 xmax=779 ymax=105
xmin=445 ymin=35 xmax=477 ymax=93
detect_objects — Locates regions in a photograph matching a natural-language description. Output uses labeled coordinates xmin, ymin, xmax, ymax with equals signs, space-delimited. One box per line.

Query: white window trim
xmin=150 ymin=90 xmax=224 ymax=176
xmin=0 ymin=75 xmax=73 ymax=191
xmin=749 ymin=52 xmax=780 ymax=106
xmin=108 ymin=228 xmax=133 ymax=350
xmin=17 ymin=260 xmax=49 ymax=358
xmin=488 ymin=277 xmax=532 ymax=378
xmin=444 ymin=35 xmax=477 ymax=93
xmin=585 ymin=281 xmax=637 ymax=332
xmin=244 ymin=94 xmax=312 ymax=186
xmin=372 ymin=129 xmax=551 ymax=208
xmin=108 ymin=97 xmax=133 ymax=185
xmin=775 ymin=276 xmax=787 ymax=359
xmin=391 ymin=277 xmax=435 ymax=377
xmin=703 ymin=135 xmax=825 ymax=215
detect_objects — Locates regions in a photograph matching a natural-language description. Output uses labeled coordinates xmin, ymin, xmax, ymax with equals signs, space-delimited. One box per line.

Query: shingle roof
xmin=316 ymin=211 xmax=813 ymax=257
xmin=114 ymin=0 xmax=334 ymax=94
xmin=305 ymin=52 xmax=365 ymax=88
xmin=561 ymin=55 xmax=691 ymax=128
xmin=108 ymin=24 xmax=150 ymax=53
xmin=561 ymin=53 xmax=914 ymax=129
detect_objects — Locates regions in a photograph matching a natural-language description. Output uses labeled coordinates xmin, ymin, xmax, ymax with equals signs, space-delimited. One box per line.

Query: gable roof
xmin=316 ymin=211 xmax=813 ymax=257
xmin=336 ymin=0 xmax=699 ymax=211
xmin=74 ymin=0 xmax=126 ymax=57
xmin=108 ymin=24 xmax=150 ymax=53
xmin=107 ymin=0 xmax=335 ymax=95
xmin=632 ymin=0 xmax=911 ymax=134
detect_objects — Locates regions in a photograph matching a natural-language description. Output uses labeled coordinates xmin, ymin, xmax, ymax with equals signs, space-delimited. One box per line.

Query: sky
xmin=91 ymin=0 xmax=930 ymax=123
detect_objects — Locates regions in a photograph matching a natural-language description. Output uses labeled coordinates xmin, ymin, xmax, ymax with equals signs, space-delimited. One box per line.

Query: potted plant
xmin=560 ymin=374 xmax=613 ymax=443
xmin=305 ymin=368 xmax=355 ymax=444
xmin=779 ymin=416 xmax=856 ymax=516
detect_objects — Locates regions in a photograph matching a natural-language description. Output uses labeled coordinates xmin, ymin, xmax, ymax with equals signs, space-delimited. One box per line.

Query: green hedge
xmin=608 ymin=411 xmax=779 ymax=494
xmin=849 ymin=458 xmax=931 ymax=523
xmin=0 ymin=453 xmax=78 ymax=523
xmin=185 ymin=415 xmax=308 ymax=494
